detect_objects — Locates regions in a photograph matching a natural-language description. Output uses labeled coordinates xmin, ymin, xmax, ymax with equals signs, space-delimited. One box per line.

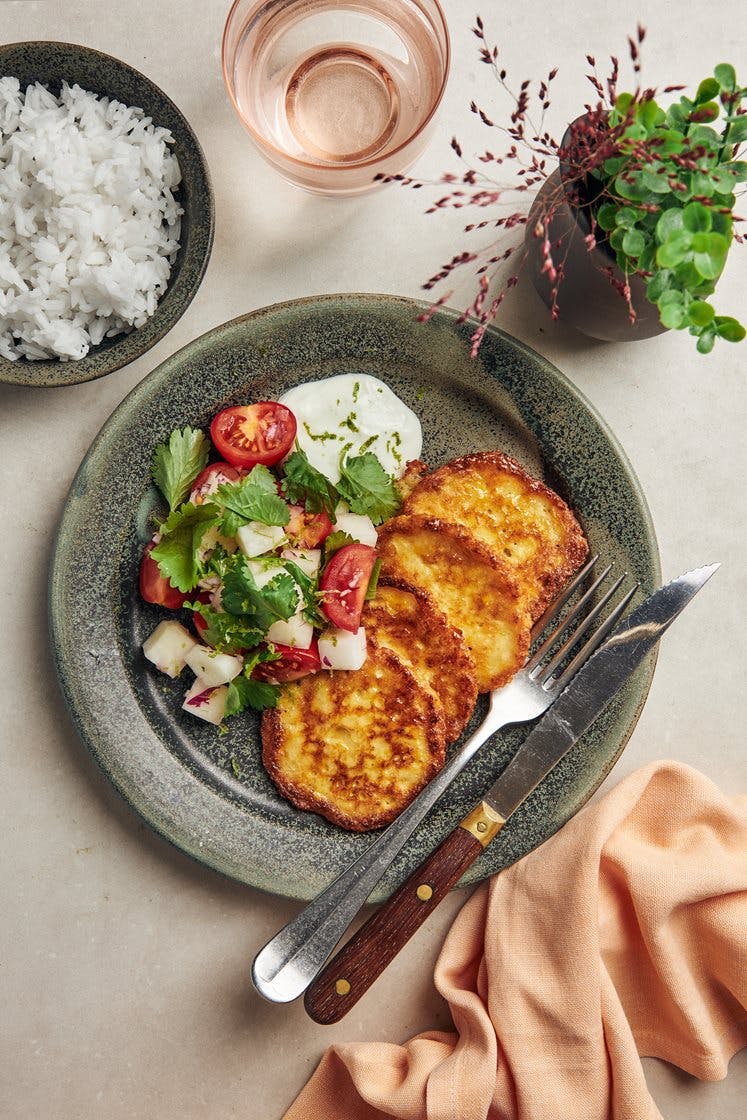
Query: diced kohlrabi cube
xmin=143 ymin=620 xmax=198 ymax=678
xmin=184 ymin=645 xmax=243 ymax=687
xmin=182 ymin=679 xmax=228 ymax=725
xmin=333 ymin=510 xmax=378 ymax=546
xmin=266 ymin=612 xmax=314 ymax=649
xmin=236 ymin=521 xmax=286 ymax=558
xmin=318 ymin=626 xmax=367 ymax=670
xmin=196 ymin=523 xmax=237 ymax=565
xmin=281 ymin=548 xmax=321 ymax=578
xmin=244 ymin=558 xmax=286 ymax=588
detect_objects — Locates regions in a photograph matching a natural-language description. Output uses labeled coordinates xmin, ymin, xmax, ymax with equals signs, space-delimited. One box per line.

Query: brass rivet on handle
xmin=335 ymin=978 xmax=351 ymax=996
xmin=416 ymin=884 xmax=433 ymax=901
xmin=460 ymin=801 xmax=506 ymax=847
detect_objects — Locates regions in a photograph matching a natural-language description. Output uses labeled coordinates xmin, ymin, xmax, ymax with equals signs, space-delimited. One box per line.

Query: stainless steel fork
xmin=252 ymin=556 xmax=636 ymax=1004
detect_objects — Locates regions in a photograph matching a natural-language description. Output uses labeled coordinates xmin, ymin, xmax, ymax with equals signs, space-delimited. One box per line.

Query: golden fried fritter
xmin=376 ymin=515 xmax=531 ymax=692
xmin=403 ymin=451 xmax=588 ymax=620
xmin=396 ymin=459 xmax=428 ymax=501
xmin=362 ymin=579 xmax=478 ymax=741
xmin=261 ymin=642 xmax=446 ymax=832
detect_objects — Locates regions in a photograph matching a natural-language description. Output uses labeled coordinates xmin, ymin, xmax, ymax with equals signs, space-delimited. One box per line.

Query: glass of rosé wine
xmin=221 ymin=0 xmax=450 ymax=196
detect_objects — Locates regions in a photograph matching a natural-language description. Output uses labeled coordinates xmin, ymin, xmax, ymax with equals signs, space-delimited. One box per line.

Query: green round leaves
xmin=622 ymin=228 xmax=646 ymax=258
xmin=586 ymin=61 xmax=744 ymax=352
xmin=682 ymin=202 xmax=712 ymax=233
xmin=692 ymin=232 xmax=729 ymax=279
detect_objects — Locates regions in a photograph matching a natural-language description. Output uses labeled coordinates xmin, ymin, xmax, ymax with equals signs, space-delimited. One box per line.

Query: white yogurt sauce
xmin=279 ymin=373 xmax=422 ymax=483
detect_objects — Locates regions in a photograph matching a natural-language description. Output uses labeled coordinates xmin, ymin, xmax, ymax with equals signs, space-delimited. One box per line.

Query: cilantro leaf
xmin=150 ymin=427 xmax=210 ymax=511
xmin=226 ymin=673 xmax=279 ymax=715
xmin=260 ymin=572 xmax=301 ymax=620
xmin=221 ymin=557 xmax=298 ymax=629
xmin=225 ymin=647 xmax=282 ymax=714
xmin=216 ymin=466 xmax=290 ymax=534
xmin=281 ymin=447 xmax=339 ymax=517
xmin=189 ymin=554 xmax=300 ymax=650
xmin=322 ymin=529 xmax=355 ymax=560
xmin=281 ymin=558 xmax=327 ymax=627
xmin=150 ymin=502 xmax=218 ymax=592
xmin=336 ymin=453 xmax=401 ymax=524
xmin=188 ymin=605 xmax=265 ymax=654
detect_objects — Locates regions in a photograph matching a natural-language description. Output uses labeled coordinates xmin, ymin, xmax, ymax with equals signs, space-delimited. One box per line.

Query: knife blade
xmin=303 ymin=564 xmax=718 ymax=1024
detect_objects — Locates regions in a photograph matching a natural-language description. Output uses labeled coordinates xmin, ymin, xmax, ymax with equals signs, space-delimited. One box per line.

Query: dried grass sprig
xmin=378 ymin=21 xmax=746 ymax=354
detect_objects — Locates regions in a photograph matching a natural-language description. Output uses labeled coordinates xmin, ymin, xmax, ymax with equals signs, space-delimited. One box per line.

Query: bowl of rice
xmin=0 ymin=41 xmax=215 ymax=387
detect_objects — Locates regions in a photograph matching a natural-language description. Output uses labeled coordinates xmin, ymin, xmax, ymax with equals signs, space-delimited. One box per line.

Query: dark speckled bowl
xmin=0 ymin=41 xmax=214 ymax=387
xmin=49 ymin=294 xmax=660 ymax=902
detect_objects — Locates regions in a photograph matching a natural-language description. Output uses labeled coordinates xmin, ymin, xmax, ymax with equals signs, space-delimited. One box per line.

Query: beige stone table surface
xmin=1 ymin=1 xmax=744 ymax=1117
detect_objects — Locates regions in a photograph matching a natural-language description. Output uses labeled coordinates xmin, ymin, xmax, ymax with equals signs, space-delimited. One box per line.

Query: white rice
xmin=0 ymin=76 xmax=183 ymax=361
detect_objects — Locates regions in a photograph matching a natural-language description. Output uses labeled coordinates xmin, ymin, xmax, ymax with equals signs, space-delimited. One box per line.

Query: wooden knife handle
xmin=304 ymin=802 xmax=505 ymax=1025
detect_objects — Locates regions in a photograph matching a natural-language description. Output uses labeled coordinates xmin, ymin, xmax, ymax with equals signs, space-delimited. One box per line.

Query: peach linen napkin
xmin=283 ymin=760 xmax=747 ymax=1120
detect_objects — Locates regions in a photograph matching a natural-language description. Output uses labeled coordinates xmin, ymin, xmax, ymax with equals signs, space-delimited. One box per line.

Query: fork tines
xmin=529 ymin=557 xmax=638 ymax=692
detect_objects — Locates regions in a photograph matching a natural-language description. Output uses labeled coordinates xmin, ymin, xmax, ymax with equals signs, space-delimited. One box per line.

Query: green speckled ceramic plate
xmin=0 ymin=41 xmax=214 ymax=387
xmin=49 ymin=294 xmax=660 ymax=902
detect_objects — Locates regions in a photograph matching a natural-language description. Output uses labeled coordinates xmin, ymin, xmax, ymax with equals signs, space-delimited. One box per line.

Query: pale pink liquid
xmin=229 ymin=0 xmax=447 ymax=169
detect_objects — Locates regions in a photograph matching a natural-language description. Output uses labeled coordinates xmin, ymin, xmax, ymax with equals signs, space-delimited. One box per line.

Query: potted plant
xmin=382 ymin=22 xmax=746 ymax=354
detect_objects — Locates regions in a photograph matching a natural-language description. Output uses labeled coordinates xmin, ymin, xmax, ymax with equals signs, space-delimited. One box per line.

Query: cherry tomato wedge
xmin=189 ymin=461 xmax=243 ymax=504
xmin=320 ymin=543 xmax=378 ymax=633
xmin=252 ymin=641 xmax=322 ymax=684
xmin=139 ymin=541 xmax=188 ymax=609
xmin=210 ymin=402 xmax=297 ymax=469
xmin=285 ymin=504 xmax=334 ymax=548
xmin=192 ymin=610 xmax=209 ymax=640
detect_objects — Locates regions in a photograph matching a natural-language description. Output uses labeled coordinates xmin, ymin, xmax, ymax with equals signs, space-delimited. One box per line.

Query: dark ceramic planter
xmin=525 ymin=157 xmax=667 ymax=342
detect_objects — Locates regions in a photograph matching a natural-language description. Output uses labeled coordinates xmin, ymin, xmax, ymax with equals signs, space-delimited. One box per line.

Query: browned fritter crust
xmin=403 ymin=450 xmax=588 ymax=620
xmin=376 ymin=515 xmax=532 ymax=692
xmin=362 ymin=578 xmax=478 ymax=741
xmin=261 ymin=642 xmax=446 ymax=832
xmin=396 ymin=459 xmax=429 ymax=500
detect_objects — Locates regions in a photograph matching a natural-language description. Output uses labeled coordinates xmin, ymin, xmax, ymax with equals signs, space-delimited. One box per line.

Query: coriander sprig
xmin=150 ymin=426 xmax=210 ymax=511
xmin=281 ymin=445 xmax=401 ymax=525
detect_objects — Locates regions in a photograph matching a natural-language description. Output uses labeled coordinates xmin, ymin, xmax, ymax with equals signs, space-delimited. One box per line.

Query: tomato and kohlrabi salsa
xmin=140 ymin=374 xmax=422 ymax=727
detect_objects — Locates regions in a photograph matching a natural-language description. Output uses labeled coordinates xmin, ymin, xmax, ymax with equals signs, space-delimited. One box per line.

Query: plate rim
xmin=48 ymin=292 xmax=661 ymax=900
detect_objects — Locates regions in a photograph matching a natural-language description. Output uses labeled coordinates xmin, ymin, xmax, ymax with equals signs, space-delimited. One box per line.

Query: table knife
xmin=303 ymin=564 xmax=718 ymax=1024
